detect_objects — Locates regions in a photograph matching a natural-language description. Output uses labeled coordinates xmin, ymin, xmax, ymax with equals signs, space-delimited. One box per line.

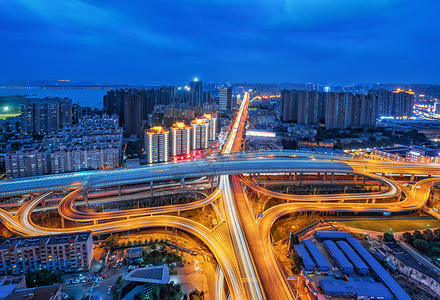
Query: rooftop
xmin=0 ymin=232 xmax=91 ymax=250
xmin=123 ymin=266 xmax=170 ymax=284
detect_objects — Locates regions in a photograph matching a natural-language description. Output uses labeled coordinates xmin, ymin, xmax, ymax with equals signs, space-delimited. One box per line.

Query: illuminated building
xmin=203 ymin=113 xmax=217 ymax=141
xmin=219 ymin=87 xmax=232 ymax=111
xmin=5 ymin=148 xmax=50 ymax=178
xmin=392 ymin=89 xmax=414 ymax=117
xmin=191 ymin=119 xmax=209 ymax=150
xmin=145 ymin=126 xmax=169 ymax=164
xmin=170 ymin=122 xmax=191 ymax=158
xmin=0 ymin=232 xmax=93 ymax=275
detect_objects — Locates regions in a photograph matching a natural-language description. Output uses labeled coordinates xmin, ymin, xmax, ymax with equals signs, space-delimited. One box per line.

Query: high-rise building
xmin=170 ymin=122 xmax=191 ymax=158
xmin=189 ymin=80 xmax=203 ymax=107
xmin=5 ymin=148 xmax=50 ymax=178
xmin=21 ymin=97 xmax=72 ymax=135
xmin=145 ymin=126 xmax=169 ymax=164
xmin=203 ymin=91 xmax=212 ymax=104
xmin=392 ymin=89 xmax=414 ymax=117
xmin=368 ymin=89 xmax=393 ymax=117
xmin=297 ymin=91 xmax=323 ymax=125
xmin=325 ymin=92 xmax=353 ymax=129
xmin=351 ymin=94 xmax=376 ymax=127
xmin=280 ymin=90 xmax=298 ymax=122
xmin=219 ymin=87 xmax=233 ymax=111
xmin=0 ymin=232 xmax=93 ymax=274
xmin=104 ymin=89 xmax=155 ymax=129
xmin=435 ymin=102 xmax=440 ymax=114
xmin=191 ymin=119 xmax=209 ymax=150
xmin=203 ymin=113 xmax=217 ymax=141
xmin=124 ymin=93 xmax=143 ymax=138
xmin=103 ymin=89 xmax=126 ymax=122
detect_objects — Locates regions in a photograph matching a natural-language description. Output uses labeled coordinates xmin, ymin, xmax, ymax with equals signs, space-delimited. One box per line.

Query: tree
xmin=413 ymin=239 xmax=430 ymax=255
xmin=105 ymin=234 xmax=119 ymax=249
xmin=413 ymin=230 xmax=423 ymax=240
xmin=431 ymin=247 xmax=440 ymax=257
xmin=423 ymin=229 xmax=434 ymax=241
xmin=290 ymin=253 xmax=303 ymax=274
xmin=26 ymin=270 xmax=62 ymax=288
xmin=383 ymin=233 xmax=395 ymax=242
xmin=289 ymin=234 xmax=299 ymax=250
xmin=402 ymin=232 xmax=413 ymax=243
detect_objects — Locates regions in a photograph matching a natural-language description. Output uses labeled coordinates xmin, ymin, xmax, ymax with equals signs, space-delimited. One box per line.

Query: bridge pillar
xmin=410 ymin=174 xmax=415 ymax=181
xmin=181 ymin=178 xmax=186 ymax=192
xmin=299 ymin=172 xmax=303 ymax=186
xmin=84 ymin=191 xmax=88 ymax=207
xmin=118 ymin=185 xmax=122 ymax=196
xmin=331 ymin=173 xmax=334 ymax=184
xmin=61 ymin=217 xmax=65 ymax=228
xmin=150 ymin=181 xmax=154 ymax=199
xmin=323 ymin=173 xmax=327 ymax=180
xmin=93 ymin=220 xmax=98 ymax=225
xmin=257 ymin=173 xmax=260 ymax=186
xmin=363 ymin=176 xmax=366 ymax=188
xmin=354 ymin=175 xmax=358 ymax=181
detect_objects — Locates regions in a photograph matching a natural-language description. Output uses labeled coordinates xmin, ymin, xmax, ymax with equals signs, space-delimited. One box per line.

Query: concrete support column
xmin=299 ymin=172 xmax=303 ymax=186
xmin=257 ymin=173 xmax=260 ymax=186
xmin=410 ymin=174 xmax=415 ymax=181
xmin=118 ymin=185 xmax=122 ymax=196
xmin=181 ymin=178 xmax=186 ymax=192
xmin=93 ymin=220 xmax=98 ymax=225
xmin=331 ymin=173 xmax=334 ymax=184
xmin=61 ymin=217 xmax=65 ymax=228
xmin=363 ymin=176 xmax=366 ymax=188
xmin=84 ymin=191 xmax=88 ymax=207
xmin=150 ymin=181 xmax=154 ymax=199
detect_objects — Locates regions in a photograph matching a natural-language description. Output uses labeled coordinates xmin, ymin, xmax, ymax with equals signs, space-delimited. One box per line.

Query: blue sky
xmin=0 ymin=0 xmax=439 ymax=84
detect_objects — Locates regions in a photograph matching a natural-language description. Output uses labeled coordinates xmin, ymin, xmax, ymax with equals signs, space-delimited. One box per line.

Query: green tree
xmin=413 ymin=230 xmax=423 ymax=240
xmin=433 ymin=228 xmax=440 ymax=239
xmin=25 ymin=270 xmax=62 ymax=288
xmin=402 ymin=232 xmax=413 ymax=243
xmin=413 ymin=239 xmax=430 ymax=255
xmin=383 ymin=233 xmax=395 ymax=242
xmin=105 ymin=234 xmax=120 ymax=249
xmin=431 ymin=247 xmax=440 ymax=257
xmin=423 ymin=229 xmax=434 ymax=241
xmin=290 ymin=253 xmax=303 ymax=274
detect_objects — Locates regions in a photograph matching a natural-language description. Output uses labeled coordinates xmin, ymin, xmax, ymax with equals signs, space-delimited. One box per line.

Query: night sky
xmin=1 ymin=0 xmax=439 ymax=84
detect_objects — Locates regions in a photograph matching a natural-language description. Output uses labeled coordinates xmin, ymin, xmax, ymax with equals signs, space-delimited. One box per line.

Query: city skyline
xmin=1 ymin=1 xmax=439 ymax=84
